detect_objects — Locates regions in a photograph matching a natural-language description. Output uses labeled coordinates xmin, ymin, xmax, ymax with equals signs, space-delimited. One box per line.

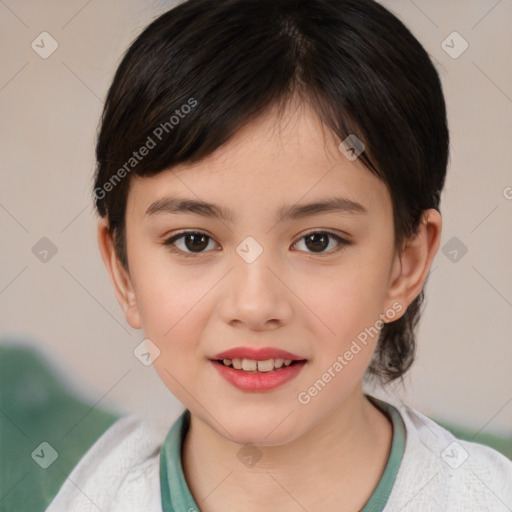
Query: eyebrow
xmin=144 ymin=196 xmax=367 ymax=222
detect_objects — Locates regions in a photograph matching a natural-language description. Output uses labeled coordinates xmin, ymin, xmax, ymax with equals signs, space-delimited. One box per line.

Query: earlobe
xmin=384 ymin=209 xmax=442 ymax=318
xmin=96 ymin=218 xmax=142 ymax=330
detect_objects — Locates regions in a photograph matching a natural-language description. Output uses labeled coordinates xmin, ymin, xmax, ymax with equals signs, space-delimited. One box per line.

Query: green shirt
xmin=160 ymin=395 xmax=405 ymax=511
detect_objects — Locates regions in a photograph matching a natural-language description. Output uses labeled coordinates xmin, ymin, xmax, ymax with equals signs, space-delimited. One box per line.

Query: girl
xmin=47 ymin=0 xmax=512 ymax=510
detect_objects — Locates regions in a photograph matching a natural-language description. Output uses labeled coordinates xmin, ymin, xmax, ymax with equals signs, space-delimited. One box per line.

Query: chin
xmin=217 ymin=415 xmax=301 ymax=448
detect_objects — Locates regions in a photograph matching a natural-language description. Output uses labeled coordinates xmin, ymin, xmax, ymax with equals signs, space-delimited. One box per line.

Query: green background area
xmin=0 ymin=343 xmax=119 ymax=512
xmin=1 ymin=341 xmax=510 ymax=512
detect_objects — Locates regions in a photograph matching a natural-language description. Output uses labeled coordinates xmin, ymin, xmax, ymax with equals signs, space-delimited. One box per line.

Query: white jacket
xmin=45 ymin=397 xmax=512 ymax=511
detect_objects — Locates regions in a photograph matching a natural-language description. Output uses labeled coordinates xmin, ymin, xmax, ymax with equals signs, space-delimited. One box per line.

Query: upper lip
xmin=211 ymin=347 xmax=306 ymax=361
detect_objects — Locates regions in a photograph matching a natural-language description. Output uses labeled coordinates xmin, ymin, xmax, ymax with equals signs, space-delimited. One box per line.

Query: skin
xmin=97 ymin=97 xmax=442 ymax=511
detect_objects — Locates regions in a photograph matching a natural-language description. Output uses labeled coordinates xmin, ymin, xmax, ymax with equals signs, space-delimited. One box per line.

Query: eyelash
xmin=162 ymin=230 xmax=352 ymax=258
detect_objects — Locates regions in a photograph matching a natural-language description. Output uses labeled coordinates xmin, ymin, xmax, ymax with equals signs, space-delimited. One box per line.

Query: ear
xmin=97 ymin=218 xmax=142 ymax=330
xmin=383 ymin=208 xmax=442 ymax=320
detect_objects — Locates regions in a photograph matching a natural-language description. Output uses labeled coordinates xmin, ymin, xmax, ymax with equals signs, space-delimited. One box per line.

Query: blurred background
xmin=1 ymin=0 xmax=511 ymax=464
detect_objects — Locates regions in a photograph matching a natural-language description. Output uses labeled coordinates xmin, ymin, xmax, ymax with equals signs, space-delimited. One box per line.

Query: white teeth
xmin=219 ymin=357 xmax=299 ymax=372
xmin=242 ymin=359 xmax=257 ymax=371
xmin=257 ymin=359 xmax=275 ymax=372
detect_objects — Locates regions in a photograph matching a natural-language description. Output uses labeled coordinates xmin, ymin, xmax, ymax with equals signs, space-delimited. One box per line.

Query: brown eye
xmin=294 ymin=231 xmax=350 ymax=254
xmin=305 ymin=232 xmax=330 ymax=252
xmin=164 ymin=231 xmax=217 ymax=256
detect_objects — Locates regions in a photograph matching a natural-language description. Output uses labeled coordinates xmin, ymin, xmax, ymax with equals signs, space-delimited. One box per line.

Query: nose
xmin=218 ymin=248 xmax=294 ymax=331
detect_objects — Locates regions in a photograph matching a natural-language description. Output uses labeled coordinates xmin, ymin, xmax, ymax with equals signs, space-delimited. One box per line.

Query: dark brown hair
xmin=93 ymin=0 xmax=449 ymax=382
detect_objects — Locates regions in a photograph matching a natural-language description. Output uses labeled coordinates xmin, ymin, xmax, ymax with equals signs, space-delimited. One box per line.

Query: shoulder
xmin=384 ymin=399 xmax=512 ymax=512
xmin=45 ymin=413 xmax=173 ymax=512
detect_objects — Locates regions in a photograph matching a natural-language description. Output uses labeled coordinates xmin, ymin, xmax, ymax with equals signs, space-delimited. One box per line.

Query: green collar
xmin=160 ymin=396 xmax=405 ymax=511
xmin=360 ymin=395 xmax=406 ymax=511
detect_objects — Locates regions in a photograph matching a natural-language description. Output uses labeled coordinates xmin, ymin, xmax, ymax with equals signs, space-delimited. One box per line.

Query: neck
xmin=181 ymin=389 xmax=393 ymax=512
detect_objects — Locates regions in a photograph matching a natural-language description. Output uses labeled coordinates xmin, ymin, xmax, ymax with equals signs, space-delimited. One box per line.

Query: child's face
xmin=114 ymin=101 xmax=407 ymax=444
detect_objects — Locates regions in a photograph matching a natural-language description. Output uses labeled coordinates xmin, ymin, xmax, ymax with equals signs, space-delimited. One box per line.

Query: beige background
xmin=1 ymin=0 xmax=511 ymax=434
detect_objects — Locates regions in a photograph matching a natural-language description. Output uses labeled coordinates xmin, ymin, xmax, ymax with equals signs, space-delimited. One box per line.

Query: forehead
xmin=126 ymin=101 xmax=392 ymax=224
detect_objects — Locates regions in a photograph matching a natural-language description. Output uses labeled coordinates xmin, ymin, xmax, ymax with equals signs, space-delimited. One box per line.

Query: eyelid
xmin=296 ymin=228 xmax=352 ymax=243
xmin=164 ymin=228 xmax=212 ymax=241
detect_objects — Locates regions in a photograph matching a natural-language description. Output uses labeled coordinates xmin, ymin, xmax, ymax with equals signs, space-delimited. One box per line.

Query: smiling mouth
xmin=215 ymin=357 xmax=306 ymax=373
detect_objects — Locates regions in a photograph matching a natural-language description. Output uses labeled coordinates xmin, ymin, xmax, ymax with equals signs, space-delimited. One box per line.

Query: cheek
xmin=127 ymin=247 xmax=209 ymax=376
xmin=129 ymin=240 xmax=205 ymax=332
xmin=294 ymin=249 xmax=393 ymax=390
xmin=137 ymin=269 xmax=210 ymax=403
xmin=308 ymin=286 xmax=383 ymax=379
xmin=301 ymin=259 xmax=390 ymax=341
xmin=294 ymin=272 xmax=387 ymax=411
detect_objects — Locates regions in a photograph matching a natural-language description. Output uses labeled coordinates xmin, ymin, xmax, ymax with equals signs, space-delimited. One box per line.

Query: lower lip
xmin=211 ymin=360 xmax=307 ymax=392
